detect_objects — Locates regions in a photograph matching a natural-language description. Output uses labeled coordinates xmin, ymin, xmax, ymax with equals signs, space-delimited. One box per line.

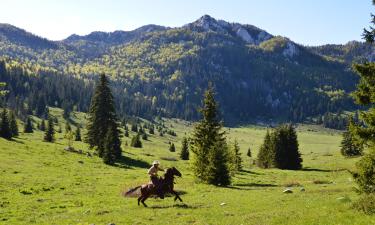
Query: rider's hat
xmin=152 ymin=160 xmax=160 ymax=165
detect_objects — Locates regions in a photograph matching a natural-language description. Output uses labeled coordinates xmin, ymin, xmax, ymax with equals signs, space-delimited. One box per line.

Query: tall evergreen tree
xmin=75 ymin=127 xmax=82 ymax=141
xmin=65 ymin=122 xmax=71 ymax=133
xmin=8 ymin=110 xmax=18 ymax=137
xmin=273 ymin=124 xmax=302 ymax=170
xmin=257 ymin=130 xmax=274 ymax=168
xmin=85 ymin=73 xmax=121 ymax=158
xmin=103 ymin=124 xmax=122 ymax=164
xmin=180 ymin=137 xmax=189 ymax=160
xmin=350 ymin=2 xmax=375 ymax=194
xmin=44 ymin=117 xmax=55 ymax=142
xmin=0 ymin=108 xmax=12 ymax=139
xmin=247 ymin=148 xmax=252 ymax=157
xmin=191 ymin=85 xmax=231 ymax=185
xmin=230 ymin=139 xmax=242 ymax=172
xmin=23 ymin=117 xmax=33 ymax=133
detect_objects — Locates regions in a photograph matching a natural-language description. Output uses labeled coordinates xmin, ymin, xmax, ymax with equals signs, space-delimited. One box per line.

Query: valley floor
xmin=1 ymin=109 xmax=374 ymax=225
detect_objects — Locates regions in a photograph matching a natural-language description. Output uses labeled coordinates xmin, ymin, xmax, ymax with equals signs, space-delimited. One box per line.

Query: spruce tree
xmin=349 ymin=2 xmax=375 ymax=194
xmin=124 ymin=129 xmax=129 ymax=137
xmin=44 ymin=117 xmax=55 ymax=142
xmin=103 ymin=124 xmax=122 ymax=164
xmin=191 ymin=85 xmax=231 ymax=185
xmin=231 ymin=139 xmax=242 ymax=171
xmin=8 ymin=110 xmax=18 ymax=137
xmin=23 ymin=117 xmax=33 ymax=133
xmin=130 ymin=134 xmax=142 ymax=148
xmin=75 ymin=127 xmax=82 ymax=141
xmin=85 ymin=73 xmax=122 ymax=158
xmin=65 ymin=122 xmax=71 ymax=133
xmin=180 ymin=137 xmax=189 ymax=160
xmin=247 ymin=148 xmax=252 ymax=157
xmin=169 ymin=143 xmax=176 ymax=152
xmin=142 ymin=132 xmax=148 ymax=140
xmin=257 ymin=130 xmax=274 ymax=168
xmin=273 ymin=124 xmax=302 ymax=170
xmin=0 ymin=108 xmax=11 ymax=139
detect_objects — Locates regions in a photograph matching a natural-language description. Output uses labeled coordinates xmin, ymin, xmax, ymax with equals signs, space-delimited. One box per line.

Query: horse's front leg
xmin=171 ymin=190 xmax=183 ymax=202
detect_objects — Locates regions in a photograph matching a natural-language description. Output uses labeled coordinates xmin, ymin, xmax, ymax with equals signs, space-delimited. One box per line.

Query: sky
xmin=0 ymin=0 xmax=372 ymax=45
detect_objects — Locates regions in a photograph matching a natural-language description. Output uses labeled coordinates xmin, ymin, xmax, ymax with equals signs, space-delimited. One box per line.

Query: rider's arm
xmin=158 ymin=167 xmax=164 ymax=172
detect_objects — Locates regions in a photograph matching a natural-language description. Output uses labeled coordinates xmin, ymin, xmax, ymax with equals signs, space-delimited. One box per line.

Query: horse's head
xmin=165 ymin=167 xmax=182 ymax=178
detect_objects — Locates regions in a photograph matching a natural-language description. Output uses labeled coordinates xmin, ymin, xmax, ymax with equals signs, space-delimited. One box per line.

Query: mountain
xmin=0 ymin=15 xmax=370 ymax=124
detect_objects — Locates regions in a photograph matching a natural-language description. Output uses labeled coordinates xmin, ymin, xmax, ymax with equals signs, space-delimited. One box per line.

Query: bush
xmin=352 ymin=194 xmax=375 ymax=214
xmin=130 ymin=134 xmax=142 ymax=148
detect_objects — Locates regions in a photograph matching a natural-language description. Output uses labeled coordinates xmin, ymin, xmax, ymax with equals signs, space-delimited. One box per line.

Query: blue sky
xmin=0 ymin=0 xmax=372 ymax=45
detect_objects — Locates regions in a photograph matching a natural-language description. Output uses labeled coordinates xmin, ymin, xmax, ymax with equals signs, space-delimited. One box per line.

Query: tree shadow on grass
xmin=115 ymin=156 xmax=151 ymax=169
xmin=149 ymin=203 xmax=202 ymax=209
xmin=226 ymin=182 xmax=278 ymax=190
xmin=301 ymin=167 xmax=348 ymax=173
xmin=238 ymin=169 xmax=263 ymax=175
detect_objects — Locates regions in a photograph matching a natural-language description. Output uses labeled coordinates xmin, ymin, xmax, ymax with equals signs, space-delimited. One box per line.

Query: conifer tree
xmin=273 ymin=124 xmax=302 ymax=170
xmin=231 ymin=139 xmax=242 ymax=171
xmin=257 ymin=130 xmax=274 ymax=168
xmin=65 ymin=122 xmax=71 ymax=133
xmin=40 ymin=119 xmax=46 ymax=131
xmin=247 ymin=148 xmax=252 ymax=157
xmin=8 ymin=110 xmax=18 ymax=137
xmin=124 ymin=129 xmax=129 ymax=137
xmin=23 ymin=117 xmax=33 ymax=133
xmin=103 ymin=124 xmax=122 ymax=164
xmin=44 ymin=117 xmax=55 ymax=142
xmin=191 ymin=85 xmax=231 ymax=185
xmin=85 ymin=74 xmax=122 ymax=158
xmin=169 ymin=143 xmax=176 ymax=152
xmin=130 ymin=134 xmax=142 ymax=148
xmin=0 ymin=108 xmax=11 ymax=139
xmin=341 ymin=119 xmax=363 ymax=157
xmin=180 ymin=137 xmax=189 ymax=160
xmin=350 ymin=2 xmax=375 ymax=194
xmin=142 ymin=132 xmax=148 ymax=140
xmin=75 ymin=127 xmax=82 ymax=141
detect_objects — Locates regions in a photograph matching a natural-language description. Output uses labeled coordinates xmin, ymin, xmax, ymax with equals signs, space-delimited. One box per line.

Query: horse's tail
xmin=122 ymin=186 xmax=141 ymax=197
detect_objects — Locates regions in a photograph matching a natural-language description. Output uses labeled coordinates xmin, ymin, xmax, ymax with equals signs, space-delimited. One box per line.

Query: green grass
xmin=1 ymin=108 xmax=374 ymax=225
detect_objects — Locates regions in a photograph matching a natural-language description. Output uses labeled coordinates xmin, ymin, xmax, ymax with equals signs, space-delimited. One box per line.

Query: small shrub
xmin=352 ymin=194 xmax=375 ymax=214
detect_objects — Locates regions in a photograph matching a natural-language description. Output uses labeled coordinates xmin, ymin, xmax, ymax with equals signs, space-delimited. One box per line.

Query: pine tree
xmin=247 ymin=148 xmax=252 ymax=157
xmin=190 ymin=85 xmax=231 ymax=185
xmin=103 ymin=124 xmax=122 ymax=164
xmin=231 ymin=139 xmax=242 ymax=171
xmin=40 ymin=119 xmax=46 ymax=131
xmin=131 ymin=123 xmax=138 ymax=132
xmin=85 ymin=74 xmax=121 ymax=158
xmin=341 ymin=119 xmax=363 ymax=157
xmin=349 ymin=4 xmax=375 ymax=194
xmin=169 ymin=143 xmax=176 ymax=152
xmin=273 ymin=124 xmax=302 ymax=170
xmin=124 ymin=129 xmax=129 ymax=137
xmin=130 ymin=134 xmax=142 ymax=148
xmin=149 ymin=125 xmax=155 ymax=134
xmin=23 ymin=117 xmax=33 ymax=133
xmin=44 ymin=117 xmax=55 ymax=142
xmin=0 ymin=108 xmax=12 ymax=139
xmin=75 ymin=127 xmax=82 ymax=141
xmin=8 ymin=110 xmax=18 ymax=137
xmin=180 ymin=137 xmax=189 ymax=160
xmin=142 ymin=132 xmax=148 ymax=140
xmin=257 ymin=130 xmax=274 ymax=168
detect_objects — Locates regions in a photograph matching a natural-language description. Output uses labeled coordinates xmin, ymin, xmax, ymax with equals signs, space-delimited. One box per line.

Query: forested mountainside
xmin=0 ymin=15 xmax=372 ymax=124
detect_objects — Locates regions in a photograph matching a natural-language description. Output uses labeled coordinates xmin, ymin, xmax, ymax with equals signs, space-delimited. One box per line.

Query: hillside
xmin=0 ymin=15 xmax=371 ymax=123
xmin=1 ymin=108 xmax=373 ymax=224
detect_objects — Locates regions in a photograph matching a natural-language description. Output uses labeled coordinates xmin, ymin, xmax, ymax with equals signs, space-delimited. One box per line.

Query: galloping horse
xmin=125 ymin=167 xmax=183 ymax=207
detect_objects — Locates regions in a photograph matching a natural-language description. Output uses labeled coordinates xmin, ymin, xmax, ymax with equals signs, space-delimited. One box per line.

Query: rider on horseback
xmin=148 ymin=160 xmax=165 ymax=198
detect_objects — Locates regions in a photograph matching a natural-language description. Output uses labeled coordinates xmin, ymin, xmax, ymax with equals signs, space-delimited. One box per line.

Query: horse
xmin=124 ymin=167 xmax=183 ymax=207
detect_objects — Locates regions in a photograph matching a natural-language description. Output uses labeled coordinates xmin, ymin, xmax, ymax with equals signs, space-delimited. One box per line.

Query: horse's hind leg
xmin=141 ymin=194 xmax=150 ymax=207
xmin=138 ymin=196 xmax=142 ymax=206
xmin=172 ymin=190 xmax=183 ymax=202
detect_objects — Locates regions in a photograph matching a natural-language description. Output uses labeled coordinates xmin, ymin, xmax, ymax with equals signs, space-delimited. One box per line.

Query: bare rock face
xmin=283 ymin=41 xmax=299 ymax=57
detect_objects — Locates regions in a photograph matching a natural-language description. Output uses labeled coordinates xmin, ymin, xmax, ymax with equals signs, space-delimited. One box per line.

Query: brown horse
xmin=125 ymin=167 xmax=183 ymax=207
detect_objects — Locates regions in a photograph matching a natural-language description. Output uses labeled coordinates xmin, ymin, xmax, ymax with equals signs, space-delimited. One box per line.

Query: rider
xmin=148 ymin=160 xmax=165 ymax=198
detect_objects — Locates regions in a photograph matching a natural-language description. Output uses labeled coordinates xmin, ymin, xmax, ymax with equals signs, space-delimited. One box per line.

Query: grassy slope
xmin=1 ymin=108 xmax=374 ymax=225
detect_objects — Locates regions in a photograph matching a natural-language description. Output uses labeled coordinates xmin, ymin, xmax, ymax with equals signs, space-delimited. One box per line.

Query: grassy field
xmin=1 ymin=108 xmax=374 ymax=225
